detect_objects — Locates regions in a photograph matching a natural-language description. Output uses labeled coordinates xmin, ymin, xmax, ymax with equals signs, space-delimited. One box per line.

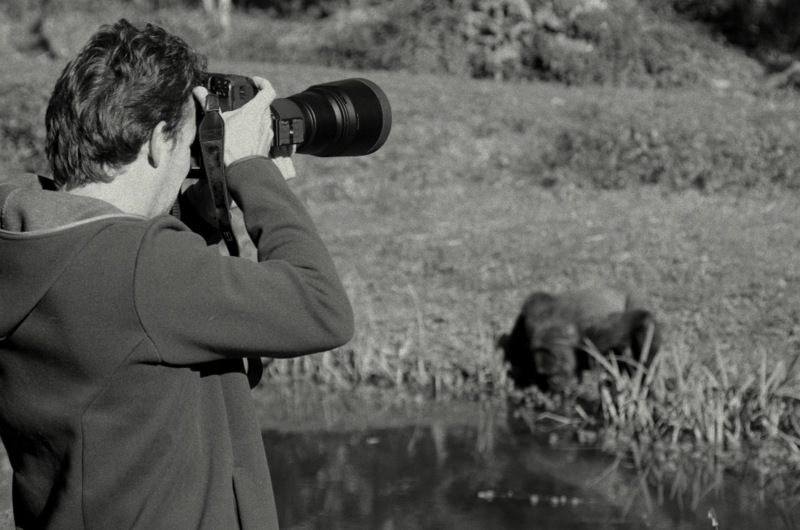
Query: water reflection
xmin=0 ymin=387 xmax=796 ymax=529
xmin=258 ymin=387 xmax=800 ymax=530
xmin=266 ymin=424 xmax=663 ymax=529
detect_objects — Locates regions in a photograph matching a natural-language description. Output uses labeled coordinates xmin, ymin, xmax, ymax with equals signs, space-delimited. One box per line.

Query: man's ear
xmin=148 ymin=121 xmax=169 ymax=168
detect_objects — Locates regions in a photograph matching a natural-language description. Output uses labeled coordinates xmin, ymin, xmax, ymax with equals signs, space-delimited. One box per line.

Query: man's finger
xmin=250 ymin=76 xmax=277 ymax=109
xmin=192 ymin=86 xmax=209 ymax=105
xmin=272 ymin=157 xmax=296 ymax=181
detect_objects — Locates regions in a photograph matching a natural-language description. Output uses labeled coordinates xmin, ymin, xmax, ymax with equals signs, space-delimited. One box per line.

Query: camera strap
xmin=198 ymin=94 xmax=238 ymax=258
xmin=198 ymin=94 xmax=263 ymax=389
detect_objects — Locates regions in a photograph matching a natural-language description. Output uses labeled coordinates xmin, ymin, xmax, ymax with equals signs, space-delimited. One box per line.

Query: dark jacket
xmin=0 ymin=158 xmax=354 ymax=529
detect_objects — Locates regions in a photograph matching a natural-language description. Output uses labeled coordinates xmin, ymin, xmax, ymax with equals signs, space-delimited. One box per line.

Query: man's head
xmin=45 ymin=19 xmax=207 ymax=190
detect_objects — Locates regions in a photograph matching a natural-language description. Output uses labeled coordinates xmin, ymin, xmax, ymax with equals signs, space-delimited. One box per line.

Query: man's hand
xmin=192 ymin=76 xmax=295 ymax=180
xmin=270 ymin=146 xmax=297 ymax=181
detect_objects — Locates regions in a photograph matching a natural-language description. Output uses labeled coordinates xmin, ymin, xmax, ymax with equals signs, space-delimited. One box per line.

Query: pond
xmin=266 ymin=424 xmax=667 ymax=529
xmin=257 ymin=386 xmax=799 ymax=530
xmin=0 ymin=385 xmax=797 ymax=529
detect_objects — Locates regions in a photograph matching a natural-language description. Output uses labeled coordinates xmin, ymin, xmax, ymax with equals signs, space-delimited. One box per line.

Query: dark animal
xmin=499 ymin=286 xmax=661 ymax=392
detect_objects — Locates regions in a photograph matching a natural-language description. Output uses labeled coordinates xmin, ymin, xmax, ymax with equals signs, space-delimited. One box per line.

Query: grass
xmin=4 ymin=9 xmax=800 ymax=516
xmin=253 ymin=63 xmax=800 ymax=510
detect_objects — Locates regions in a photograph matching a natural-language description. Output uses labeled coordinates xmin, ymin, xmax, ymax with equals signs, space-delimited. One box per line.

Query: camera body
xmin=204 ymin=74 xmax=307 ymax=150
xmin=199 ymin=73 xmax=391 ymax=158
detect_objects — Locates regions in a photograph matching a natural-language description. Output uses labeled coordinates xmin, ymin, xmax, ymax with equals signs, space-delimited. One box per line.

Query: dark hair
xmin=45 ymin=19 xmax=207 ymax=190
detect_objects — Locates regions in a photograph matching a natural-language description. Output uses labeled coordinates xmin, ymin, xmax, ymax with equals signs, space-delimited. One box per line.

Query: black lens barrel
xmin=276 ymin=78 xmax=392 ymax=157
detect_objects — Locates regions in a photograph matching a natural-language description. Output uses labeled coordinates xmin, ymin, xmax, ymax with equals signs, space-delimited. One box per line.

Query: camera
xmin=198 ymin=73 xmax=392 ymax=158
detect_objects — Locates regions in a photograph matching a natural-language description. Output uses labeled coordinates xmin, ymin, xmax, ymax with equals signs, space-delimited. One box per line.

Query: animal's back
xmin=556 ymin=286 xmax=627 ymax=326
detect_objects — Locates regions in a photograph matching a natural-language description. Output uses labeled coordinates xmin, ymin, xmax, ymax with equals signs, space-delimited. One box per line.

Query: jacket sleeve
xmin=133 ymin=157 xmax=354 ymax=365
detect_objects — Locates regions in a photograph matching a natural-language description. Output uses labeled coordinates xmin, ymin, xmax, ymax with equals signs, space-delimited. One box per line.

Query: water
xmin=266 ymin=426 xmax=661 ymax=529
xmin=0 ymin=386 xmax=797 ymax=529
xmin=259 ymin=386 xmax=800 ymax=530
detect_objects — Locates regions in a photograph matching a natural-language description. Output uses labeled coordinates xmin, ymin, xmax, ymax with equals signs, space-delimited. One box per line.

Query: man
xmin=0 ymin=19 xmax=354 ymax=529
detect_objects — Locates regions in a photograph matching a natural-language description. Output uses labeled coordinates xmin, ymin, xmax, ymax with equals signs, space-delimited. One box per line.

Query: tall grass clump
xmin=590 ymin=345 xmax=800 ymax=452
xmin=510 ymin=340 xmax=800 ymax=510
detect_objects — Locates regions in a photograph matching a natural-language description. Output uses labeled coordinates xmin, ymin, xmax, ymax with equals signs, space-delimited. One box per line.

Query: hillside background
xmin=3 ymin=0 xmax=800 ymax=91
xmin=4 ymin=0 xmax=800 ymax=195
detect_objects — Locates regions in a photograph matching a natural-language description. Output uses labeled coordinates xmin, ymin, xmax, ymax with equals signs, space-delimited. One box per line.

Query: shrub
xmin=532 ymin=91 xmax=800 ymax=192
xmin=671 ymin=0 xmax=800 ymax=64
xmin=314 ymin=1 xmax=471 ymax=75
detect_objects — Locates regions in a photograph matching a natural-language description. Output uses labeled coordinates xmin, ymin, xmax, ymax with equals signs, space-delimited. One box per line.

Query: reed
xmin=585 ymin=344 xmax=800 ymax=452
xmin=506 ymin=338 xmax=800 ymax=517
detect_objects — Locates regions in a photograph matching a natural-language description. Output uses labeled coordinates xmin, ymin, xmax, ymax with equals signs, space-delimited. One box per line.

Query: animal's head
xmin=530 ymin=322 xmax=580 ymax=390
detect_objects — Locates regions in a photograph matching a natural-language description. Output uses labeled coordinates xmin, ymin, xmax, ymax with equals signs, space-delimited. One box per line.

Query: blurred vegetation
xmin=669 ymin=0 xmax=800 ymax=66
xmin=5 ymin=56 xmax=800 ymax=195
xmin=4 ymin=0 xmax=800 ymax=88
xmin=4 ymin=0 xmax=800 ymax=193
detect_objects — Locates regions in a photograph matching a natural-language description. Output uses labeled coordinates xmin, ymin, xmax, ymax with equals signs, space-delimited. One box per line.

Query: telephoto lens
xmin=202 ymin=73 xmax=392 ymax=157
xmin=274 ymin=78 xmax=392 ymax=157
